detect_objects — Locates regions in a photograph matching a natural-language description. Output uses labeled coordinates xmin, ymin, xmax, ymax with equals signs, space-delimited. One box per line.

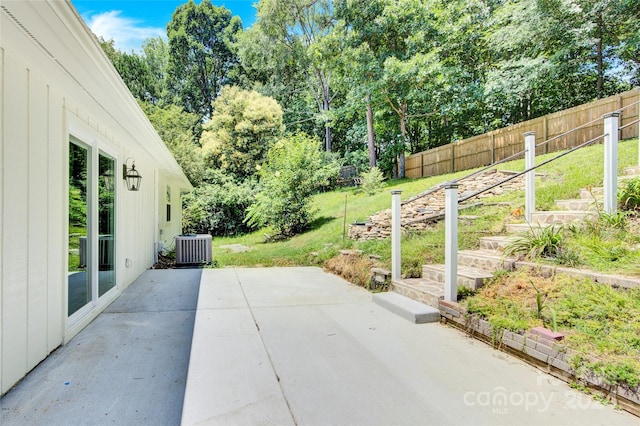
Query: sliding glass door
xmin=68 ymin=142 xmax=91 ymax=316
xmin=68 ymin=140 xmax=116 ymax=318
xmin=98 ymin=154 xmax=115 ymax=296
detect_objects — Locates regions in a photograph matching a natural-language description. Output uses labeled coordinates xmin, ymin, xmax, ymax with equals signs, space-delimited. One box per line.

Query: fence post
xmin=603 ymin=113 xmax=620 ymax=214
xmin=524 ymin=132 xmax=536 ymax=223
xmin=444 ymin=183 xmax=459 ymax=302
xmin=391 ymin=190 xmax=403 ymax=281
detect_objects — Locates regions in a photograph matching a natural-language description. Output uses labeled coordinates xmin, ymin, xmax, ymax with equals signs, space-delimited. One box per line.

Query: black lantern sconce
xmin=123 ymin=157 xmax=142 ymax=191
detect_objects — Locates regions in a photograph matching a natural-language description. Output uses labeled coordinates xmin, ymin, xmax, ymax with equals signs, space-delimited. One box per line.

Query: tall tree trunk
xmin=323 ymin=81 xmax=332 ymax=152
xmin=366 ymin=93 xmax=376 ymax=167
xmin=596 ymin=13 xmax=604 ymax=99
xmin=398 ymin=101 xmax=407 ymax=179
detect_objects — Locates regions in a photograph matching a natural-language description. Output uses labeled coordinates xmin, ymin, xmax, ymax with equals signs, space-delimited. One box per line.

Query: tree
xmin=140 ymin=102 xmax=205 ymax=185
xmin=245 ymin=132 xmax=340 ymax=237
xmin=201 ymin=86 xmax=284 ymax=180
xmin=166 ymin=0 xmax=242 ymax=119
xmin=142 ymin=37 xmax=169 ymax=104
xmin=99 ymin=37 xmax=157 ymax=102
xmin=255 ymin=0 xmax=336 ymax=152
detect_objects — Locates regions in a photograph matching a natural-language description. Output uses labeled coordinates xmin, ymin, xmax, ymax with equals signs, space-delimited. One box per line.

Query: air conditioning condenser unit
xmin=175 ymin=234 xmax=212 ymax=265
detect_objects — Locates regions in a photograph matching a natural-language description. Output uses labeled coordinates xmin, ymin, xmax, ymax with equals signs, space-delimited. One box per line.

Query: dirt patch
xmin=219 ymin=244 xmax=252 ymax=253
xmin=324 ymin=252 xmax=379 ymax=289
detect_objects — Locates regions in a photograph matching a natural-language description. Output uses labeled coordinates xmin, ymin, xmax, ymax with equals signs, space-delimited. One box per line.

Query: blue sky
xmin=71 ymin=0 xmax=257 ymax=53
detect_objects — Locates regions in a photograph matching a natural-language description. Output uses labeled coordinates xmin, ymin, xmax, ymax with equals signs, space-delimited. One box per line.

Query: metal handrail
xmin=614 ymin=99 xmax=640 ymax=113
xmin=458 ymin=134 xmax=607 ymax=204
xmin=534 ymin=114 xmax=602 ymax=150
xmin=620 ymin=118 xmax=640 ymax=131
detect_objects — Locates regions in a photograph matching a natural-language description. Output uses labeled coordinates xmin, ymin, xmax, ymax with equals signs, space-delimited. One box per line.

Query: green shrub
xmin=504 ymin=225 xmax=565 ymax=260
xmin=245 ymin=133 xmax=340 ymax=237
xmin=359 ymin=166 xmax=385 ymax=195
xmin=182 ymin=175 xmax=257 ymax=236
xmin=619 ymin=177 xmax=640 ymax=212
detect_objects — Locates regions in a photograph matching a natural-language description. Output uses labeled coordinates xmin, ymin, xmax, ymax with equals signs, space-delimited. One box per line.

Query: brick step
xmin=391 ymin=278 xmax=443 ymax=309
xmin=457 ymin=249 xmax=516 ymax=272
xmin=555 ymin=199 xmax=599 ymax=211
xmin=421 ymin=264 xmax=493 ymax=290
xmin=479 ymin=235 xmax=517 ymax=252
xmin=530 ymin=210 xmax=595 ymax=224
xmin=372 ymin=292 xmax=440 ymax=323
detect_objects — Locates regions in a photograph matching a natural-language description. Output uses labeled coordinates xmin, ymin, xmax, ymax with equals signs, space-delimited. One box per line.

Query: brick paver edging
xmin=439 ymin=300 xmax=640 ymax=418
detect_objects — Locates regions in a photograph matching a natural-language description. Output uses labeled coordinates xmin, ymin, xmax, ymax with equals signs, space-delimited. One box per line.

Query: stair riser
xmin=391 ymin=282 xmax=441 ymax=308
xmin=555 ymin=200 xmax=599 ymax=211
xmin=479 ymin=238 xmax=512 ymax=252
xmin=580 ymin=188 xmax=603 ymax=199
xmin=421 ymin=266 xmax=488 ymax=290
xmin=530 ymin=212 xmax=594 ymax=224
xmin=457 ymin=254 xmax=515 ymax=272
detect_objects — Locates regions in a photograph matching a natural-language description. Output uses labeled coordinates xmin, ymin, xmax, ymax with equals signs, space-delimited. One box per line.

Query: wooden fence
xmin=406 ymin=88 xmax=640 ymax=178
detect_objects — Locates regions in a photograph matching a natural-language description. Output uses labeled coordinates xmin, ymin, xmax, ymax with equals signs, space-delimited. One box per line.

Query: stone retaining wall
xmin=350 ymin=169 xmax=525 ymax=240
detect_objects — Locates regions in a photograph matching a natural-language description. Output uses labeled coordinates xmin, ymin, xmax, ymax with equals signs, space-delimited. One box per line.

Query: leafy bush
xmin=359 ymin=166 xmax=385 ymax=195
xmin=619 ymin=177 xmax=640 ymax=212
xmin=504 ymin=225 xmax=565 ymax=260
xmin=182 ymin=173 xmax=256 ymax=236
xmin=245 ymin=132 xmax=340 ymax=237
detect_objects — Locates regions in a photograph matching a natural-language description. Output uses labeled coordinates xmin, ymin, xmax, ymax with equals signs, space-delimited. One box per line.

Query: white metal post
xmin=524 ymin=131 xmax=536 ymax=223
xmin=391 ymin=190 xmax=403 ymax=281
xmin=444 ymin=183 xmax=458 ymax=302
xmin=603 ymin=113 xmax=620 ymax=214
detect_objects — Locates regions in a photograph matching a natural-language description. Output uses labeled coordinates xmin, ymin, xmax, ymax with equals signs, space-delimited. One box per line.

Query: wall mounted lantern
xmin=123 ymin=157 xmax=142 ymax=191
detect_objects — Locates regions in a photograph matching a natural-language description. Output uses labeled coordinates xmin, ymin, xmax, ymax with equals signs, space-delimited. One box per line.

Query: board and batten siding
xmin=1 ymin=46 xmax=66 ymax=395
xmin=1 ymin=1 xmax=191 ymax=395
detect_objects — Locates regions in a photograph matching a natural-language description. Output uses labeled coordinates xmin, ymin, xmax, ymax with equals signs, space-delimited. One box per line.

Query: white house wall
xmin=0 ymin=1 xmax=191 ymax=395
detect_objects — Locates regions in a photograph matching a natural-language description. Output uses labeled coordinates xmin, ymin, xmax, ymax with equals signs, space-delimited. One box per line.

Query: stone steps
xmin=580 ymin=187 xmax=603 ymax=199
xmin=390 ymin=172 xmax=640 ymax=307
xmin=530 ymin=210 xmax=595 ymax=224
xmin=457 ymin=249 xmax=517 ymax=272
xmin=391 ymin=278 xmax=443 ymax=309
xmin=555 ymin=199 xmax=599 ymax=211
xmin=479 ymin=235 xmax=517 ymax=252
xmin=422 ymin=264 xmax=494 ymax=290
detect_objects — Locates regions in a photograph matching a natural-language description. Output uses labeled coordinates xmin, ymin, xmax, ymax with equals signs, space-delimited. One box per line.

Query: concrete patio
xmin=1 ymin=267 xmax=638 ymax=425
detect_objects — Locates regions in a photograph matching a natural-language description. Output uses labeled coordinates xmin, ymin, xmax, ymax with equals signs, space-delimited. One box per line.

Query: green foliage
xmin=182 ymin=171 xmax=256 ymax=236
xmin=245 ymin=133 xmax=340 ymax=237
xmin=619 ymin=177 xmax=640 ymax=212
xmin=358 ymin=166 xmax=385 ymax=196
xmin=504 ymin=225 xmax=565 ymax=260
xmin=167 ymin=0 xmax=242 ymax=119
xmin=201 ymin=86 xmax=284 ymax=180
xmin=457 ymin=286 xmax=476 ymax=301
xmin=140 ymin=102 xmax=204 ymax=185
xmin=68 ymin=185 xmax=86 ymax=226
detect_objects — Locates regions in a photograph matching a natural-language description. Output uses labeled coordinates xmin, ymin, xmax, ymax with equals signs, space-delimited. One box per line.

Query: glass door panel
xmin=98 ymin=153 xmax=115 ymax=296
xmin=68 ymin=142 xmax=91 ymax=316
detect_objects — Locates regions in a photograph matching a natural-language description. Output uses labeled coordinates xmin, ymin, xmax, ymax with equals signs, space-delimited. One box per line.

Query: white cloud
xmin=83 ymin=10 xmax=165 ymax=53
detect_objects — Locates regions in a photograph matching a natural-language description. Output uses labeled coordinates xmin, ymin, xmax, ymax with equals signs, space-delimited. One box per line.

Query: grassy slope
xmin=213 ymin=138 xmax=639 ymax=273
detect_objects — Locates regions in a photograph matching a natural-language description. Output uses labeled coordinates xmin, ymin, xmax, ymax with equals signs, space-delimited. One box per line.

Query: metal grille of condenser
xmin=175 ymin=234 xmax=212 ymax=264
